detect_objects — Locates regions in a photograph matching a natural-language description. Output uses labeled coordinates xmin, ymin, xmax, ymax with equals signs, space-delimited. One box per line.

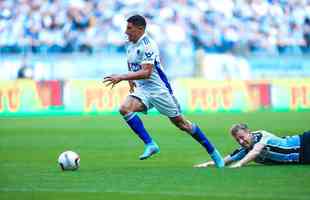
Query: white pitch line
xmin=0 ymin=187 xmax=308 ymax=200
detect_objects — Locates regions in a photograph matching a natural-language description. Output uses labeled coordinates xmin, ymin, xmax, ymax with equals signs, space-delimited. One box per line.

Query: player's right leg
xmin=119 ymin=96 xmax=159 ymax=160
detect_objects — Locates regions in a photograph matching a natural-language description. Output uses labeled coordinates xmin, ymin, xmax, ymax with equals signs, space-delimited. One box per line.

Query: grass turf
xmin=0 ymin=111 xmax=310 ymax=200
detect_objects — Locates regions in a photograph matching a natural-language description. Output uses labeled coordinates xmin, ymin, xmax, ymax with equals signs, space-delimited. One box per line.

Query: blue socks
xmin=124 ymin=112 xmax=152 ymax=145
xmin=190 ymin=123 xmax=215 ymax=154
xmin=123 ymin=113 xmax=224 ymax=167
xmin=191 ymin=123 xmax=224 ymax=167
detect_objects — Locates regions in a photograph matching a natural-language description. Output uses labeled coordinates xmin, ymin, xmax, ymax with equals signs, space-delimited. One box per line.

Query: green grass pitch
xmin=1 ymin=111 xmax=310 ymax=200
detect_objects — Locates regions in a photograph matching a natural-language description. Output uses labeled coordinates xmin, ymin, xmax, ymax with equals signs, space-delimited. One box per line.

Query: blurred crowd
xmin=0 ymin=0 xmax=310 ymax=55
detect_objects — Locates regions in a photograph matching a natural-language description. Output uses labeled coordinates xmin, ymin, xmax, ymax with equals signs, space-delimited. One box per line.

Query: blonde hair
xmin=230 ymin=123 xmax=249 ymax=136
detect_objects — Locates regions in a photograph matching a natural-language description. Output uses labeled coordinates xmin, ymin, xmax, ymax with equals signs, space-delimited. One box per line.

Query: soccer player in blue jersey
xmin=194 ymin=123 xmax=310 ymax=168
xmin=103 ymin=14 xmax=224 ymax=167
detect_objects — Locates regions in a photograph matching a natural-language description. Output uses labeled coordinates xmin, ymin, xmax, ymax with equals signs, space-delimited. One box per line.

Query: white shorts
xmin=130 ymin=89 xmax=181 ymax=118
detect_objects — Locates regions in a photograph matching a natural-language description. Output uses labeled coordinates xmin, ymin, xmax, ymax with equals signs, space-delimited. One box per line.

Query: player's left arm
xmin=194 ymin=155 xmax=234 ymax=168
xmin=194 ymin=147 xmax=248 ymax=168
xmin=229 ymin=143 xmax=265 ymax=168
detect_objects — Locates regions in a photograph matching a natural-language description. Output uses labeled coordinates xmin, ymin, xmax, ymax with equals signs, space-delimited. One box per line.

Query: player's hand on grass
xmin=229 ymin=162 xmax=242 ymax=168
xmin=103 ymin=75 xmax=123 ymax=88
xmin=193 ymin=161 xmax=214 ymax=168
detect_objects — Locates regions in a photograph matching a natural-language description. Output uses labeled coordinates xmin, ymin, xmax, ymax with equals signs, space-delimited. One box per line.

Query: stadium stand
xmin=0 ymin=0 xmax=309 ymax=55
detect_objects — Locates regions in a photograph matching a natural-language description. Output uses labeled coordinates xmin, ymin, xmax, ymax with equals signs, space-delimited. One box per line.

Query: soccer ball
xmin=58 ymin=150 xmax=80 ymax=171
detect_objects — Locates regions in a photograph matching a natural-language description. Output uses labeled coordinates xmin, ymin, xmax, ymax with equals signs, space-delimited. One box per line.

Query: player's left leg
xmin=150 ymin=92 xmax=224 ymax=167
xmin=169 ymin=116 xmax=225 ymax=168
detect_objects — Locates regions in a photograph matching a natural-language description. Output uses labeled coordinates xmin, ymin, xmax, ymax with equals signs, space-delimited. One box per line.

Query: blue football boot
xmin=210 ymin=149 xmax=225 ymax=168
xmin=139 ymin=142 xmax=160 ymax=160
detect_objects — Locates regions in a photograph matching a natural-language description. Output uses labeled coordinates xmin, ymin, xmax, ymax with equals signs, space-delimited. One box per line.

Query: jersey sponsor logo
xmin=129 ymin=63 xmax=142 ymax=72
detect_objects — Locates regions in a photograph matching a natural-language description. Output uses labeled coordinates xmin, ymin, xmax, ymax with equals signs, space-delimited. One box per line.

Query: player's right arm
xmin=103 ymin=63 xmax=152 ymax=88
xmin=127 ymin=62 xmax=136 ymax=93
xmin=121 ymin=37 xmax=156 ymax=82
xmin=103 ymin=38 xmax=155 ymax=88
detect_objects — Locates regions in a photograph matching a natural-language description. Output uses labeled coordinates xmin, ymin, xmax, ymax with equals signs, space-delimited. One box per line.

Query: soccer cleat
xmin=139 ymin=142 xmax=160 ymax=160
xmin=210 ymin=149 xmax=225 ymax=168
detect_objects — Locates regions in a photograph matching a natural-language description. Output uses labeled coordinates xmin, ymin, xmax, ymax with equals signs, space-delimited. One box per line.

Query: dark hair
xmin=127 ymin=15 xmax=146 ymax=29
xmin=230 ymin=123 xmax=249 ymax=135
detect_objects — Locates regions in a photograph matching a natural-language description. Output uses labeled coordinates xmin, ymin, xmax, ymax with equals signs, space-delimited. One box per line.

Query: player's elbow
xmin=141 ymin=64 xmax=153 ymax=79
xmin=250 ymin=149 xmax=261 ymax=158
xmin=146 ymin=73 xmax=152 ymax=79
xmin=142 ymin=69 xmax=152 ymax=79
xmin=252 ymin=145 xmax=264 ymax=156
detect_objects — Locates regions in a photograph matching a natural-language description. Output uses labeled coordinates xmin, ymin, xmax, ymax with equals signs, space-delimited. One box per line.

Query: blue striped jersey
xmin=126 ymin=33 xmax=173 ymax=94
xmin=230 ymin=130 xmax=300 ymax=164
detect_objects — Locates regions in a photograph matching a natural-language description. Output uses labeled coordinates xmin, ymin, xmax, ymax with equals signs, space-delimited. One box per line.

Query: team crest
xmin=145 ymin=52 xmax=154 ymax=58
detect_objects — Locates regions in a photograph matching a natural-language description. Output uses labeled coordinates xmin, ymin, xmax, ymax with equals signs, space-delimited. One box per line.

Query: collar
xmin=248 ymin=132 xmax=263 ymax=149
xmin=135 ymin=32 xmax=147 ymax=44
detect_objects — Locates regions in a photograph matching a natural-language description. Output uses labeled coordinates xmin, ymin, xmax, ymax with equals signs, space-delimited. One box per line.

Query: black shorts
xmin=299 ymin=131 xmax=310 ymax=164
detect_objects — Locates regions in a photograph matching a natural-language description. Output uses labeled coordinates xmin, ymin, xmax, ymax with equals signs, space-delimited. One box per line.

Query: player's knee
xmin=179 ymin=125 xmax=188 ymax=132
xmin=176 ymin=123 xmax=191 ymax=132
xmin=119 ymin=105 xmax=131 ymax=116
xmin=171 ymin=117 xmax=192 ymax=133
